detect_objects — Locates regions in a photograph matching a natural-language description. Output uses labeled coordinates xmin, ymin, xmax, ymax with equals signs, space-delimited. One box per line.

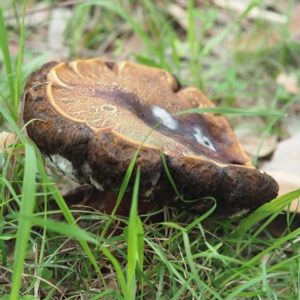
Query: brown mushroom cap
xmin=23 ymin=58 xmax=279 ymax=219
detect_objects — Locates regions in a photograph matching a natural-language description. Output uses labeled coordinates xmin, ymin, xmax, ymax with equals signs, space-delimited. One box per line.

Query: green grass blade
xmin=201 ymin=1 xmax=258 ymax=57
xmin=224 ymin=272 xmax=281 ymax=299
xmin=187 ymin=0 xmax=195 ymax=65
xmin=127 ymin=167 xmax=141 ymax=298
xmin=14 ymin=0 xmax=27 ymax=114
xmin=182 ymin=229 xmax=224 ymax=299
xmin=144 ymin=237 xmax=198 ymax=298
xmin=10 ymin=143 xmax=36 ymax=300
xmin=239 ymin=189 xmax=300 ymax=233
xmin=0 ymin=176 xmax=21 ymax=206
xmin=91 ymin=290 xmax=125 ymax=300
xmin=17 ymin=214 xmax=98 ymax=244
xmin=0 ymin=105 xmax=26 ymax=143
xmin=0 ymin=6 xmax=16 ymax=118
xmin=160 ymin=148 xmax=217 ymax=204
xmin=10 ymin=0 xmax=21 ymax=30
xmin=101 ymin=246 xmax=129 ymax=299
xmin=79 ymin=1 xmax=158 ymax=57
xmin=173 ymin=107 xmax=285 ymax=118
xmin=162 ymin=203 xmax=216 ymax=248
xmin=34 ymin=148 xmax=103 ymax=277
xmin=2 ymin=102 xmax=103 ymax=282
xmin=243 ymin=226 xmax=300 ymax=269
xmin=136 ymin=216 xmax=144 ymax=277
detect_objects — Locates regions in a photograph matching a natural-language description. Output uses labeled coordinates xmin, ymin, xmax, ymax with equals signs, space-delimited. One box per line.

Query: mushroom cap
xmin=23 ymin=58 xmax=279 ymax=219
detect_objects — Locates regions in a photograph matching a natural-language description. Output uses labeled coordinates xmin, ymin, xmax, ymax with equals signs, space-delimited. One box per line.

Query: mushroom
xmin=23 ymin=58 xmax=279 ymax=219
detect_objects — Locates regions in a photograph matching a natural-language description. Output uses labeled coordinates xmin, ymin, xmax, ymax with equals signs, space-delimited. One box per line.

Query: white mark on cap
xmin=193 ymin=127 xmax=216 ymax=151
xmin=152 ymin=105 xmax=178 ymax=130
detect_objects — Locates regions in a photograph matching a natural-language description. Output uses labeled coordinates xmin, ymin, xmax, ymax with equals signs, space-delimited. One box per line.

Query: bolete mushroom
xmin=23 ymin=58 xmax=278 ymax=219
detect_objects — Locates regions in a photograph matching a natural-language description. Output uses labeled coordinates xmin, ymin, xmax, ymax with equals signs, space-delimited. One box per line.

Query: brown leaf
xmin=266 ymin=170 xmax=300 ymax=197
xmin=0 ymin=132 xmax=16 ymax=153
xmin=265 ymin=170 xmax=300 ymax=213
xmin=168 ymin=3 xmax=188 ymax=30
xmin=232 ymin=32 xmax=280 ymax=52
xmin=213 ymin=0 xmax=287 ymax=23
xmin=262 ymin=132 xmax=300 ymax=176
xmin=235 ymin=119 xmax=277 ymax=158
xmin=276 ymin=73 xmax=299 ymax=95
xmin=289 ymin=2 xmax=300 ymax=42
xmin=262 ymin=132 xmax=300 ymax=213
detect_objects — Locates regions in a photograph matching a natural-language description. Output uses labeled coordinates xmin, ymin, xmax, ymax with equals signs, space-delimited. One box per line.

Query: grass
xmin=1 ymin=0 xmax=300 ymax=299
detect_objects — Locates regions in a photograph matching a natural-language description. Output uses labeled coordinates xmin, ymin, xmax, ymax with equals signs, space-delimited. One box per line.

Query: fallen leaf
xmin=25 ymin=3 xmax=50 ymax=27
xmin=262 ymin=132 xmax=300 ymax=213
xmin=265 ymin=170 xmax=300 ymax=197
xmin=235 ymin=119 xmax=277 ymax=158
xmin=276 ymin=73 xmax=299 ymax=95
xmin=282 ymin=108 xmax=300 ymax=136
xmin=262 ymin=132 xmax=300 ymax=176
xmin=237 ymin=132 xmax=277 ymax=158
xmin=47 ymin=7 xmax=71 ymax=61
xmin=232 ymin=32 xmax=280 ymax=52
xmin=116 ymin=34 xmax=144 ymax=61
xmin=213 ymin=0 xmax=287 ymax=24
xmin=288 ymin=2 xmax=300 ymax=43
xmin=0 ymin=132 xmax=16 ymax=153
xmin=168 ymin=3 xmax=188 ymax=30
